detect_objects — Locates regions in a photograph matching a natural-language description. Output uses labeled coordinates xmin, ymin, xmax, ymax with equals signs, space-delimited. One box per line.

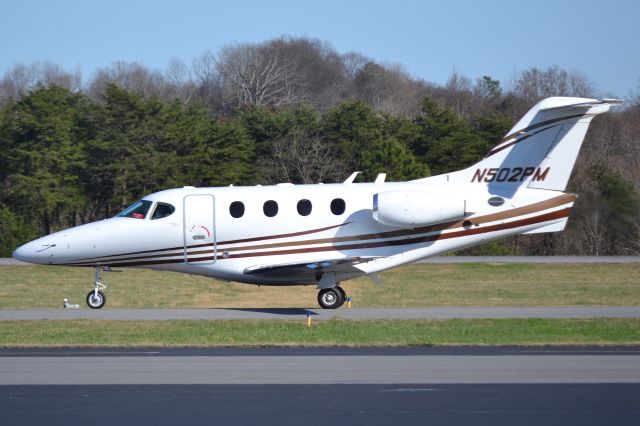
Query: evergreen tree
xmin=360 ymin=138 xmax=430 ymax=182
xmin=192 ymin=119 xmax=256 ymax=186
xmin=412 ymin=97 xmax=488 ymax=175
xmin=321 ymin=100 xmax=382 ymax=170
xmin=0 ymin=85 xmax=93 ymax=234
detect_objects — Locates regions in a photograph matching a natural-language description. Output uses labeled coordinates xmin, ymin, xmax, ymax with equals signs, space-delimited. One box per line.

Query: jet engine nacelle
xmin=372 ymin=191 xmax=466 ymax=228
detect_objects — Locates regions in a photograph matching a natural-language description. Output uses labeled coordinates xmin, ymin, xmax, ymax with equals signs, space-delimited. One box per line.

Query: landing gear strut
xmin=86 ymin=266 xmax=107 ymax=309
xmin=317 ymin=286 xmax=346 ymax=309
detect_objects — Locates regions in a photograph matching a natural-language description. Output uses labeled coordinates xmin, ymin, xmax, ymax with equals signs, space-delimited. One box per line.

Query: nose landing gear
xmin=86 ymin=266 xmax=107 ymax=309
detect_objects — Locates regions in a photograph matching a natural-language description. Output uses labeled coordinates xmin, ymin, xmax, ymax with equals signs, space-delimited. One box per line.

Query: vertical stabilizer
xmin=419 ymin=97 xmax=621 ymax=193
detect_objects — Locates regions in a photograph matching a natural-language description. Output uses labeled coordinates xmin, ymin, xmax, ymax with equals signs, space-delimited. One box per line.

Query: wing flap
xmin=243 ymin=256 xmax=378 ymax=282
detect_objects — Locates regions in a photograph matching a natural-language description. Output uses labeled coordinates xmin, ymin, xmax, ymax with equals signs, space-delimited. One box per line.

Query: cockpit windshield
xmin=117 ymin=200 xmax=152 ymax=219
xmin=151 ymin=202 xmax=175 ymax=219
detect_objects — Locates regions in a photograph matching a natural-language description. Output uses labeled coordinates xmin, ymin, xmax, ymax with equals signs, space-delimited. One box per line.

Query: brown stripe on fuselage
xmin=225 ymin=207 xmax=572 ymax=260
xmin=69 ymin=222 xmax=349 ymax=262
xmin=69 ymin=244 xmax=208 ymax=262
xmin=66 ymin=248 xmax=216 ymax=265
xmin=218 ymin=222 xmax=352 ymax=246
xmin=217 ymin=193 xmax=576 ymax=254
xmin=64 ymin=206 xmax=572 ymax=268
xmin=65 ymin=193 xmax=576 ymax=266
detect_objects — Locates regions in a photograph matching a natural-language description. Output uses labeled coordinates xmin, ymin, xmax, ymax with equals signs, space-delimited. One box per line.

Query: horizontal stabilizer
xmin=521 ymin=218 xmax=569 ymax=234
xmin=539 ymin=98 xmax=623 ymax=112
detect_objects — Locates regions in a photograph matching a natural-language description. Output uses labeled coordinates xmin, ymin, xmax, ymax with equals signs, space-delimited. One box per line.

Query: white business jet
xmin=13 ymin=97 xmax=620 ymax=309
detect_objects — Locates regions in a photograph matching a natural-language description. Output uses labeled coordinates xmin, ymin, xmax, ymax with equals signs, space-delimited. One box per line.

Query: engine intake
xmin=372 ymin=191 xmax=466 ymax=228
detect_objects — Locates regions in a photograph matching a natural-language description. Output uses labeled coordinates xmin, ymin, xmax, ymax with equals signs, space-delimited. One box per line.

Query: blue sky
xmin=2 ymin=0 xmax=638 ymax=97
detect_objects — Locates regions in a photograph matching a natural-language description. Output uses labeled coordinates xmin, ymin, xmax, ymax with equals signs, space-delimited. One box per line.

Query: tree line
xmin=1 ymin=36 xmax=638 ymax=256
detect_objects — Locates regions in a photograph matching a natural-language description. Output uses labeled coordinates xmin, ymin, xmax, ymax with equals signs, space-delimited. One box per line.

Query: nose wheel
xmin=86 ymin=266 xmax=108 ymax=309
xmin=86 ymin=290 xmax=106 ymax=309
xmin=317 ymin=286 xmax=346 ymax=309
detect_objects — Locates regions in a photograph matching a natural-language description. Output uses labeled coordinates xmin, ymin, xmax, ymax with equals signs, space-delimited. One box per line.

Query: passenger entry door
xmin=183 ymin=194 xmax=216 ymax=264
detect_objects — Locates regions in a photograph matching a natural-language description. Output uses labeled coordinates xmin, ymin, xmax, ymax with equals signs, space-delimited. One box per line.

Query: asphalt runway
xmin=1 ymin=347 xmax=639 ymax=425
xmin=2 ymin=306 xmax=640 ymax=320
xmin=3 ymin=384 xmax=639 ymax=426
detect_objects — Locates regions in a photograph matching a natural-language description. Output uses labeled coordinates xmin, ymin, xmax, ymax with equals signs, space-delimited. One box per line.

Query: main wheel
xmin=318 ymin=287 xmax=345 ymax=309
xmin=86 ymin=290 xmax=106 ymax=309
xmin=336 ymin=286 xmax=346 ymax=300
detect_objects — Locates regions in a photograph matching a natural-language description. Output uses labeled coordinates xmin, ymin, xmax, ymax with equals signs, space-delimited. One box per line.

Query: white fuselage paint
xmin=12 ymin=181 xmax=572 ymax=285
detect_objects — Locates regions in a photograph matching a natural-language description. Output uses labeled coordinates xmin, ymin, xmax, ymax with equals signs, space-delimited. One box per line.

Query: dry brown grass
xmin=0 ymin=262 xmax=638 ymax=308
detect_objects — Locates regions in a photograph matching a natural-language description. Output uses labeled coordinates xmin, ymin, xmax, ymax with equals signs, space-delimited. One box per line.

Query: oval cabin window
xmin=263 ymin=200 xmax=278 ymax=217
xmin=330 ymin=198 xmax=346 ymax=215
xmin=229 ymin=201 xmax=245 ymax=218
xmin=297 ymin=199 xmax=312 ymax=216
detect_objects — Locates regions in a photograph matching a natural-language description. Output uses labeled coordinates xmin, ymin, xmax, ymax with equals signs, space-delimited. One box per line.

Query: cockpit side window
xmin=151 ymin=202 xmax=176 ymax=220
xmin=117 ymin=200 xmax=153 ymax=219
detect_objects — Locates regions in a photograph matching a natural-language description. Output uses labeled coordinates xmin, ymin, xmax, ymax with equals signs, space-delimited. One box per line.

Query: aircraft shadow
xmin=219 ymin=308 xmax=319 ymax=316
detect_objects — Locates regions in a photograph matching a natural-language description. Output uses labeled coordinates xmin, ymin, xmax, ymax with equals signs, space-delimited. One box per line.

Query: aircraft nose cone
xmin=12 ymin=240 xmax=57 ymax=264
xmin=12 ymin=245 xmax=26 ymax=262
xmin=12 ymin=243 xmax=33 ymax=263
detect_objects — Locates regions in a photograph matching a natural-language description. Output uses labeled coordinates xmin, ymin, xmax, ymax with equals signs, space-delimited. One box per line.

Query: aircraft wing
xmin=243 ymin=256 xmax=379 ymax=282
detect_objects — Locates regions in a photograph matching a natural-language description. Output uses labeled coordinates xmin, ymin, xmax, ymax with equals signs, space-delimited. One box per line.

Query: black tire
xmin=86 ymin=290 xmax=106 ymax=309
xmin=317 ymin=287 xmax=345 ymax=309
xmin=336 ymin=286 xmax=346 ymax=300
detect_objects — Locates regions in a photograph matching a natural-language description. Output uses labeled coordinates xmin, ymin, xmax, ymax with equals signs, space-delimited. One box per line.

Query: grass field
xmin=1 ymin=263 xmax=639 ymax=347
xmin=0 ymin=263 xmax=638 ymax=308
xmin=0 ymin=318 xmax=638 ymax=347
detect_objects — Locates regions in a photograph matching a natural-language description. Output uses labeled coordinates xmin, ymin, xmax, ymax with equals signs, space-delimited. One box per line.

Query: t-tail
xmin=415 ymin=97 xmax=622 ymax=195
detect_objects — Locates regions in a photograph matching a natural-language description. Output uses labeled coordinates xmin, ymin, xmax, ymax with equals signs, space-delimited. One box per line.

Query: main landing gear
xmin=86 ymin=266 xmax=107 ymax=309
xmin=317 ymin=286 xmax=347 ymax=309
xmin=316 ymin=272 xmax=347 ymax=309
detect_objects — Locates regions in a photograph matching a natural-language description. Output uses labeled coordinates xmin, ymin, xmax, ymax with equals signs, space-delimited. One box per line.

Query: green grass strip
xmin=1 ymin=318 xmax=639 ymax=347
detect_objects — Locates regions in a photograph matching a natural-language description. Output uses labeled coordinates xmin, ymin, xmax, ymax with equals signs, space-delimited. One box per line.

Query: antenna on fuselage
xmin=374 ymin=173 xmax=386 ymax=183
xmin=343 ymin=171 xmax=361 ymax=184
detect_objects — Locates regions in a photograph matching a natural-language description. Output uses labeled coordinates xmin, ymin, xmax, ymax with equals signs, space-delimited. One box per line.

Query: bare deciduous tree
xmin=260 ymin=129 xmax=347 ymax=184
xmin=166 ymin=57 xmax=196 ymax=104
xmin=268 ymin=37 xmax=347 ymax=110
xmin=444 ymin=69 xmax=474 ymax=118
xmin=342 ymin=52 xmax=370 ymax=80
xmin=0 ymin=62 xmax=81 ymax=105
xmin=513 ymin=66 xmax=595 ymax=104
xmin=581 ymin=211 xmax=607 ymax=255
xmin=87 ymin=61 xmax=168 ymax=100
xmin=354 ymin=62 xmax=425 ymax=116
xmin=191 ymin=50 xmax=223 ymax=109
xmin=217 ymin=43 xmax=300 ymax=107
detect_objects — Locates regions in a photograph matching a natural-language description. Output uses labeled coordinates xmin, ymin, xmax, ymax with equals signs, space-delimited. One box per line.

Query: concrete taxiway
xmin=1 ymin=347 xmax=639 ymax=385
xmin=1 ymin=347 xmax=639 ymax=426
xmin=2 ymin=306 xmax=639 ymax=320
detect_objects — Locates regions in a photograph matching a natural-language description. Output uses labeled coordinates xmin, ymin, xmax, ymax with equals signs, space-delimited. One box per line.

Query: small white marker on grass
xmin=63 ymin=298 xmax=80 ymax=309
